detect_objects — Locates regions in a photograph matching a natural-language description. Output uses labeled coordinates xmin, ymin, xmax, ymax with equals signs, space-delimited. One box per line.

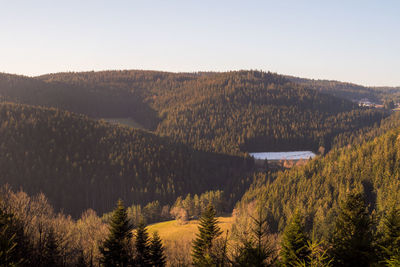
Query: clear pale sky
xmin=1 ymin=0 xmax=399 ymax=86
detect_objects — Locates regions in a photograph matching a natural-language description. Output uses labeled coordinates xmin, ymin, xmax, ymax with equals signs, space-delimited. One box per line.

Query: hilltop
xmin=1 ymin=70 xmax=388 ymax=155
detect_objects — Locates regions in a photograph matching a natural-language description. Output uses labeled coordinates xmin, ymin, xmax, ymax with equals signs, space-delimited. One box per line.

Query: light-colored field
xmin=147 ymin=217 xmax=235 ymax=265
xmin=101 ymin=118 xmax=144 ymax=129
xmin=147 ymin=216 xmax=234 ymax=242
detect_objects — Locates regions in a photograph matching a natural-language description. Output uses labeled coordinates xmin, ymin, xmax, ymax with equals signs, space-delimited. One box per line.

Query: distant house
xmin=358 ymin=98 xmax=373 ymax=107
xmin=358 ymin=98 xmax=382 ymax=108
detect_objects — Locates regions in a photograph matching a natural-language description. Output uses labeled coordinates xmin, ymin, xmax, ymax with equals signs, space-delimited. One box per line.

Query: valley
xmin=2 ymin=2 xmax=400 ymax=265
xmin=1 ymin=69 xmax=399 ymax=266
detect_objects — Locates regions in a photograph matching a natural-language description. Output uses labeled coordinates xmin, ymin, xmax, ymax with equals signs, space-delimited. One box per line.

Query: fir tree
xmin=384 ymin=252 xmax=400 ymax=267
xmin=280 ymin=211 xmax=310 ymax=266
xmin=192 ymin=205 xmax=222 ymax=266
xmin=234 ymin=208 xmax=276 ymax=266
xmin=293 ymin=238 xmax=332 ymax=267
xmin=329 ymin=191 xmax=375 ymax=267
xmin=100 ymin=199 xmax=133 ymax=267
xmin=42 ymin=228 xmax=62 ymax=267
xmin=149 ymin=231 xmax=166 ymax=267
xmin=0 ymin=211 xmax=19 ymax=267
xmin=76 ymin=250 xmax=87 ymax=267
xmin=134 ymin=221 xmax=151 ymax=266
xmin=379 ymin=206 xmax=400 ymax=261
xmin=0 ymin=208 xmax=26 ymax=266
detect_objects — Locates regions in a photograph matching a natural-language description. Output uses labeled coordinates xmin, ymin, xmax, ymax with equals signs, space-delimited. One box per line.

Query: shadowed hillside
xmin=0 ymin=103 xmax=253 ymax=217
xmin=36 ymin=70 xmax=387 ymax=154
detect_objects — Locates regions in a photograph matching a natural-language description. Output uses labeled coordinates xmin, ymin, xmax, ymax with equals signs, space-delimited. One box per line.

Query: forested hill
xmin=287 ymin=75 xmax=400 ymax=104
xmin=0 ymin=72 xmax=158 ymax=129
xmin=36 ymin=70 xmax=387 ymax=154
xmin=236 ymin=111 xmax=400 ymax=236
xmin=0 ymin=103 xmax=253 ymax=217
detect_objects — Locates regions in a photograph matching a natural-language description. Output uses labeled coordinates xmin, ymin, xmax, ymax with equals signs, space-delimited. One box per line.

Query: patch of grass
xmin=101 ymin=118 xmax=144 ymax=129
xmin=147 ymin=217 xmax=234 ymax=243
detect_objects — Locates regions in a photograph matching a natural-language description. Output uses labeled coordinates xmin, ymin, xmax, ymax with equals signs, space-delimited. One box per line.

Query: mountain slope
xmin=287 ymin=75 xmax=400 ymax=104
xmin=0 ymin=72 xmax=158 ymax=128
xmin=38 ymin=70 xmax=387 ymax=154
xmin=0 ymin=103 xmax=253 ymax=217
xmin=236 ymin=111 xmax=400 ymax=236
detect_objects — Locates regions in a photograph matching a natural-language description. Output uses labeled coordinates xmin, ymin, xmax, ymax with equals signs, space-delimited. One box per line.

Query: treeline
xmin=236 ymin=112 xmax=400 ymax=237
xmin=0 ymin=103 xmax=253 ymax=217
xmin=0 ymin=186 xmax=225 ymax=266
xmin=154 ymin=73 xmax=387 ymax=153
xmin=277 ymin=191 xmax=399 ymax=266
xmin=42 ymin=70 xmax=387 ymax=154
xmin=2 ymin=70 xmax=387 ymax=154
xmin=101 ymin=190 xmax=225 ymax=226
xmin=2 ymin=187 xmax=399 ymax=266
xmin=332 ymin=110 xmax=400 ymax=149
xmin=0 ymin=72 xmax=158 ymax=129
xmin=198 ymin=191 xmax=400 ymax=266
xmin=287 ymin=75 xmax=400 ymax=104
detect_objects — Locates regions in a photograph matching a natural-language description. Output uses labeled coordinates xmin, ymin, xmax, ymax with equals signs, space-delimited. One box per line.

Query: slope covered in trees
xmin=236 ymin=111 xmax=400 ymax=236
xmin=0 ymin=103 xmax=253 ymax=217
xmin=0 ymin=72 xmax=158 ymax=129
xmin=287 ymin=75 xmax=400 ymax=104
xmin=37 ymin=70 xmax=387 ymax=154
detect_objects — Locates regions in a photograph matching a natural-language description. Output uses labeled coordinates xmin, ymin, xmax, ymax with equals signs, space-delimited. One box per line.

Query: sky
xmin=0 ymin=0 xmax=399 ymax=86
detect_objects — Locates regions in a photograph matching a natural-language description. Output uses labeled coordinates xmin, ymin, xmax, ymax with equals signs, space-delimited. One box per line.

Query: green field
xmin=101 ymin=118 xmax=144 ymax=129
xmin=147 ymin=217 xmax=234 ymax=243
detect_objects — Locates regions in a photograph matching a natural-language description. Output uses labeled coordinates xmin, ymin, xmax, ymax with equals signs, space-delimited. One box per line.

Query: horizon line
xmin=1 ymin=68 xmax=398 ymax=88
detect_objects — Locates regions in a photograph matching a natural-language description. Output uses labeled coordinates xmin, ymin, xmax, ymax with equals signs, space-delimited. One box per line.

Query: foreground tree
xmin=133 ymin=221 xmax=151 ymax=266
xmin=149 ymin=231 xmax=166 ymax=267
xmin=192 ymin=205 xmax=222 ymax=266
xmin=280 ymin=211 xmax=310 ymax=266
xmin=42 ymin=227 xmax=62 ymax=267
xmin=0 ymin=206 xmax=28 ymax=267
xmin=100 ymin=200 xmax=133 ymax=267
xmin=379 ymin=206 xmax=400 ymax=261
xmin=293 ymin=238 xmax=332 ymax=267
xmin=384 ymin=252 xmax=400 ymax=267
xmin=329 ymin=192 xmax=375 ymax=266
xmin=233 ymin=208 xmax=276 ymax=266
xmin=0 ymin=208 xmax=24 ymax=266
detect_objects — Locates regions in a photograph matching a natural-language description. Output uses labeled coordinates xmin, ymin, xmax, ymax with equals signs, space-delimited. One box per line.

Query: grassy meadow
xmin=147 ymin=216 xmax=234 ymax=242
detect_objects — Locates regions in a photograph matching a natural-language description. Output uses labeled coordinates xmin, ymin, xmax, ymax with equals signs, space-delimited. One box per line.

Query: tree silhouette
xmin=192 ymin=205 xmax=222 ymax=266
xmin=100 ymin=200 xmax=133 ymax=267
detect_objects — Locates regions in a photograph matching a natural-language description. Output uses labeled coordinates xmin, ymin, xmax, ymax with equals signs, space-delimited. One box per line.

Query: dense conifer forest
xmin=0 ymin=103 xmax=253 ymax=217
xmin=236 ymin=111 xmax=400 ymax=236
xmin=287 ymin=75 xmax=400 ymax=104
xmin=1 ymin=70 xmax=388 ymax=154
xmin=1 ymin=69 xmax=400 ymax=266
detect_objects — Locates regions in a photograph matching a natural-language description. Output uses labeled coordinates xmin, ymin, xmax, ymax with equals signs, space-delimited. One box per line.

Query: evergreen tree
xmin=76 ymin=250 xmax=87 ymax=267
xmin=280 ymin=211 xmax=310 ymax=266
xmin=293 ymin=238 xmax=332 ymax=267
xmin=384 ymin=251 xmax=400 ymax=267
xmin=192 ymin=205 xmax=222 ymax=266
xmin=0 ymin=208 xmax=25 ymax=267
xmin=134 ymin=221 xmax=151 ymax=266
xmin=233 ymin=208 xmax=276 ymax=266
xmin=100 ymin=199 xmax=133 ymax=267
xmin=0 ymin=211 xmax=19 ymax=267
xmin=149 ymin=231 xmax=166 ymax=267
xmin=42 ymin=228 xmax=62 ymax=267
xmin=379 ymin=206 xmax=400 ymax=261
xmin=329 ymin=192 xmax=375 ymax=266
